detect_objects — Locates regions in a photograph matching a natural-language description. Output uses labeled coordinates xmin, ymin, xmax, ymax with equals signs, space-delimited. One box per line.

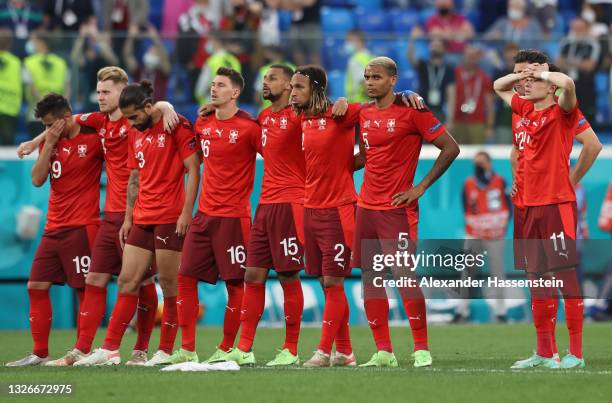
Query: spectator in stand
xmin=284 ymin=0 xmax=321 ymax=66
xmin=176 ymin=0 xmax=218 ymax=103
xmin=22 ymin=31 xmax=70 ymax=137
xmin=527 ymin=0 xmax=557 ymax=34
xmin=0 ymin=0 xmax=44 ymax=58
xmin=580 ymin=2 xmax=610 ymax=38
xmin=408 ymin=34 xmax=454 ymax=121
xmin=557 ymin=17 xmax=601 ymax=125
xmin=162 ymin=0 xmax=229 ymax=37
xmin=123 ymin=23 xmax=172 ymax=102
xmin=42 ymin=0 xmax=95 ymax=32
xmin=344 ymin=29 xmax=371 ymax=104
xmin=194 ymin=32 xmax=241 ymax=105
xmin=0 ymin=28 xmax=22 ymax=145
xmin=447 ymin=44 xmax=495 ymax=144
xmin=259 ymin=0 xmax=282 ymax=47
xmin=484 ymin=0 xmax=543 ymax=50
xmin=220 ymin=0 xmax=262 ymax=101
xmin=70 ymin=18 xmax=119 ymax=111
xmin=101 ymin=0 xmax=150 ymax=64
xmin=411 ymin=0 xmax=474 ymax=65
xmin=492 ymin=42 xmax=519 ymax=144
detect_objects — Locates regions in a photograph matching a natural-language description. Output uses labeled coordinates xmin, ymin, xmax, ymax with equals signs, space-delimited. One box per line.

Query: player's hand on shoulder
xmin=198 ymin=104 xmax=215 ymax=119
xmin=45 ymin=120 xmax=65 ymax=146
xmin=162 ymin=107 xmax=179 ymax=132
xmin=396 ymin=90 xmax=425 ymax=110
xmin=331 ymin=97 xmax=348 ymax=118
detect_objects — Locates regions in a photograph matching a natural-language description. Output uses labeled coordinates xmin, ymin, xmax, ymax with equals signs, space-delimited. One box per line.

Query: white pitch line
xmin=241 ymin=366 xmax=612 ymax=375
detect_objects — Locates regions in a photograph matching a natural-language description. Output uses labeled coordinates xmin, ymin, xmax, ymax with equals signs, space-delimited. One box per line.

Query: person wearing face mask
xmin=123 ymin=23 xmax=172 ymax=102
xmin=454 ymin=151 xmax=511 ymax=323
xmin=344 ymin=30 xmax=372 ymax=103
xmin=557 ymin=17 xmax=601 ymax=125
xmin=580 ymin=3 xmax=609 ymax=37
xmin=484 ymin=0 xmax=543 ymax=50
xmin=408 ymin=34 xmax=454 ymax=121
xmin=194 ymin=32 xmax=241 ymax=105
xmin=23 ymin=32 xmax=70 ymax=138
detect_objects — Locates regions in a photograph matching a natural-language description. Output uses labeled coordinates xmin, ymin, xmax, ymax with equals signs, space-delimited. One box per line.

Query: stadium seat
xmin=326 ymin=70 xmax=346 ymax=100
xmin=367 ymin=40 xmax=397 ymax=60
xmin=278 ymin=10 xmax=292 ymax=32
xmin=389 ymin=8 xmax=420 ymax=34
xmin=321 ymin=38 xmax=350 ymax=71
xmin=542 ymin=41 xmax=560 ymax=61
xmin=321 ymin=6 xmax=355 ymax=35
xmin=465 ymin=10 xmax=481 ymax=32
xmin=354 ymin=9 xmax=388 ymax=34
xmin=558 ymin=0 xmax=579 ymax=11
xmin=397 ymin=69 xmax=418 ymax=92
xmin=595 ymin=72 xmax=610 ymax=94
xmin=419 ymin=8 xmax=436 ymax=25
xmin=350 ymin=0 xmax=383 ymax=11
xmin=322 ymin=0 xmax=353 ymax=7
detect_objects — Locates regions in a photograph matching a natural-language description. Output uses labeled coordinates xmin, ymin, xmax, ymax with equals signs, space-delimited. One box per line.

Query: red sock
xmin=177 ymin=275 xmax=199 ymax=352
xmin=364 ymin=298 xmax=392 ymax=352
xmin=556 ymin=270 xmax=584 ymax=358
xmin=102 ymin=293 xmax=138 ymax=351
xmin=281 ymin=280 xmax=303 ymax=356
xmin=335 ymin=294 xmax=352 ymax=355
xmin=76 ymin=289 xmax=84 ymax=341
xmin=237 ymin=282 xmax=265 ymax=352
xmin=133 ymin=283 xmax=158 ymax=352
xmin=158 ymin=296 xmax=178 ymax=354
xmin=402 ymin=293 xmax=429 ymax=351
xmin=550 ymin=296 xmax=558 ymax=355
xmin=75 ymin=285 xmax=107 ymax=353
xmin=28 ymin=289 xmax=52 ymax=358
xmin=531 ymin=297 xmax=553 ymax=358
xmin=318 ymin=285 xmax=346 ymax=355
xmin=219 ymin=281 xmax=244 ymax=352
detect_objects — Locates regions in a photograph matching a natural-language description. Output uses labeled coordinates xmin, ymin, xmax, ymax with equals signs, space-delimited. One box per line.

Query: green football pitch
xmin=1 ymin=324 xmax=611 ymax=403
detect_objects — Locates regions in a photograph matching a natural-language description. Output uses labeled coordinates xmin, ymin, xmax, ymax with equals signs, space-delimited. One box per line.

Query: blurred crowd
xmin=0 ymin=0 xmax=611 ymax=145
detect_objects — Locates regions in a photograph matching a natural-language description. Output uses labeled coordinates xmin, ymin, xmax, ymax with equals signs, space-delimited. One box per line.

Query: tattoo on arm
xmin=127 ymin=170 xmax=139 ymax=208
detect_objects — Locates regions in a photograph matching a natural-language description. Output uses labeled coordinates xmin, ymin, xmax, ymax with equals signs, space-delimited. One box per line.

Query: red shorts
xmin=30 ymin=225 xmax=98 ymax=288
xmin=513 ymin=205 xmax=527 ymax=270
xmin=247 ymin=203 xmax=305 ymax=272
xmin=179 ymin=212 xmax=250 ymax=284
xmin=351 ymin=206 xmax=418 ymax=269
xmin=303 ymin=204 xmax=355 ymax=277
xmin=126 ymin=223 xmax=184 ymax=252
xmin=523 ymin=202 xmax=578 ymax=274
xmin=90 ymin=212 xmax=124 ymax=275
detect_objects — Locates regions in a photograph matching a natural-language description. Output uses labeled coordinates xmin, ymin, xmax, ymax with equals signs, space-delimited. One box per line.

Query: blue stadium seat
xmin=388 ymin=8 xmax=420 ymax=34
xmin=367 ymin=40 xmax=397 ymax=60
xmin=558 ymin=0 xmax=579 ymax=11
xmin=321 ymin=7 xmax=355 ymax=35
xmin=397 ymin=69 xmax=418 ymax=92
xmin=419 ymin=8 xmax=436 ymax=25
xmin=175 ymin=104 xmax=199 ymax=124
xmin=595 ymin=72 xmax=610 ymax=94
xmin=350 ymin=0 xmax=383 ymax=11
xmin=465 ymin=10 xmax=481 ymax=32
xmin=355 ymin=9 xmax=387 ymax=33
xmin=327 ymin=70 xmax=346 ymax=100
xmin=278 ymin=10 xmax=292 ymax=32
xmin=322 ymin=0 xmax=353 ymax=6
xmin=542 ymin=41 xmax=560 ymax=61
xmin=322 ymin=38 xmax=350 ymax=71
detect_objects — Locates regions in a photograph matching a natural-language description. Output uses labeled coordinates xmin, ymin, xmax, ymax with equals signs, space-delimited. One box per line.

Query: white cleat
xmin=330 ymin=352 xmax=357 ymax=367
xmin=43 ymin=349 xmax=88 ymax=366
xmin=73 ymin=348 xmax=120 ymax=366
xmin=144 ymin=350 xmax=172 ymax=367
xmin=6 ymin=353 xmax=48 ymax=367
xmin=125 ymin=350 xmax=148 ymax=366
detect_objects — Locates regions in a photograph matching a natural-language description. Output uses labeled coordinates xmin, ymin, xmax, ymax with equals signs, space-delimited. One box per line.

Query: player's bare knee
xmin=27 ymin=281 xmax=51 ymax=290
xmin=278 ymin=271 xmax=300 ymax=283
xmin=117 ymin=275 xmax=140 ymax=294
xmin=157 ymin=274 xmax=177 ymax=294
xmin=323 ymin=276 xmax=343 ymax=288
xmin=85 ymin=272 xmax=111 ymax=288
xmin=245 ymin=267 xmax=267 ymax=284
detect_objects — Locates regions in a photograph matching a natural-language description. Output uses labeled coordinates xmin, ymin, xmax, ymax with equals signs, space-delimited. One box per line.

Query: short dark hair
xmin=514 ymin=49 xmax=549 ymax=64
xmin=216 ymin=67 xmax=245 ymax=91
xmin=119 ymin=80 xmax=154 ymax=109
xmin=547 ymin=63 xmax=561 ymax=73
xmin=34 ymin=93 xmax=71 ymax=119
xmin=475 ymin=151 xmax=491 ymax=162
xmin=269 ymin=63 xmax=294 ymax=79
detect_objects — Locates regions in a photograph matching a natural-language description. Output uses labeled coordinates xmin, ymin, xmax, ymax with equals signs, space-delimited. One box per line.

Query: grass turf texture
xmin=1 ymin=324 xmax=611 ymax=403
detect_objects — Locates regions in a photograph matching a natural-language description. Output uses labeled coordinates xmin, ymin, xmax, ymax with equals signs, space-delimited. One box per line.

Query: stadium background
xmin=0 ymin=0 xmax=611 ymax=330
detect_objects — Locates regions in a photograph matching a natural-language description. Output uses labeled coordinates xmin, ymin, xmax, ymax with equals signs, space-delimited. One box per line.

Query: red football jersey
xmin=511 ymin=99 xmax=590 ymax=208
xmin=195 ymin=110 xmax=260 ymax=218
xmin=511 ymin=94 xmax=591 ymax=206
xmin=76 ymin=112 xmax=134 ymax=213
xmin=40 ymin=127 xmax=104 ymax=230
xmin=258 ymin=106 xmax=305 ymax=204
xmin=358 ymin=104 xmax=445 ymax=210
xmin=302 ymin=103 xmax=361 ymax=208
xmin=128 ymin=115 xmax=197 ymax=224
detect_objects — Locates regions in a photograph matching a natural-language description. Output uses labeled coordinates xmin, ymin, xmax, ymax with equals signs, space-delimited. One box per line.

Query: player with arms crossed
xmin=170 ymin=68 xmax=261 ymax=365
xmin=494 ymin=55 xmax=602 ymax=369
xmin=7 ymin=94 xmax=103 ymax=366
xmin=18 ymin=67 xmax=180 ymax=366
xmin=353 ymin=57 xmax=459 ymax=368
xmin=75 ymin=81 xmax=200 ymax=366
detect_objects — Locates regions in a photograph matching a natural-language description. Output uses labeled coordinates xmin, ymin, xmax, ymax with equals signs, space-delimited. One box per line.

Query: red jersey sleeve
xmin=250 ymin=120 xmax=262 ymax=155
xmin=339 ymin=103 xmax=362 ymax=128
xmin=75 ymin=112 xmax=106 ymax=131
xmin=573 ymin=109 xmax=591 ymax=136
xmin=174 ymin=119 xmax=197 ymax=161
xmin=127 ymin=132 xmax=138 ymax=169
xmin=412 ymin=109 xmax=446 ymax=142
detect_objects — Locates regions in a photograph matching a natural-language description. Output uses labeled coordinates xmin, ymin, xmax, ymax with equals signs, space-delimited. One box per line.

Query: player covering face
xmin=74 ymin=81 xmax=201 ymax=366
xmin=495 ymin=52 xmax=602 ymax=370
